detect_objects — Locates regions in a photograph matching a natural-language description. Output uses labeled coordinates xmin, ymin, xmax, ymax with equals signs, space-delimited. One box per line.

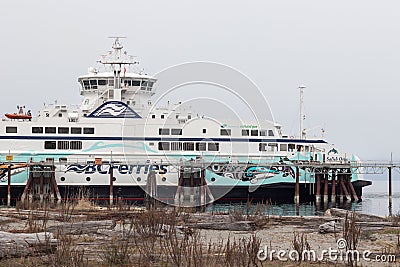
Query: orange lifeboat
xmin=5 ymin=113 xmax=32 ymax=120
xmin=5 ymin=106 xmax=32 ymax=120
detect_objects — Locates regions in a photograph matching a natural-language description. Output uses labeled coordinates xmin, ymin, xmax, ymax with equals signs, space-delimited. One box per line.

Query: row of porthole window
xmin=156 ymin=128 xmax=275 ymax=137
xmin=259 ymin=143 xmax=315 ymax=152
xmin=159 ymin=142 xmax=219 ymax=151
xmin=241 ymin=129 xmax=274 ymax=137
xmin=5 ymin=126 xmax=96 ymax=134
xmin=59 ymin=176 xmax=167 ymax=182
xmin=33 ymin=127 xmax=95 ymax=134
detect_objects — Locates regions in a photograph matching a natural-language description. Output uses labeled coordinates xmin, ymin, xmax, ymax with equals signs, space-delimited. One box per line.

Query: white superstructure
xmin=0 ymin=38 xmax=362 ymax=202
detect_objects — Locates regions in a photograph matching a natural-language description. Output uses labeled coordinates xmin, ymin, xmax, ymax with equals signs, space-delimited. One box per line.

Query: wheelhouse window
xmin=171 ymin=129 xmax=182 ymax=135
xmin=241 ymin=129 xmax=249 ymax=136
xmin=220 ymin=129 xmax=231 ymax=136
xmin=147 ymin=81 xmax=154 ymax=91
xmin=71 ymin=127 xmax=82 ymax=134
xmin=159 ymin=128 xmax=170 ymax=135
xmin=158 ymin=142 xmax=170 ymax=151
xmin=121 ymin=79 xmax=142 ymax=88
xmin=45 ymin=127 xmax=56 ymax=134
xmin=141 ymin=80 xmax=148 ymax=90
xmin=70 ymin=141 xmax=82 ymax=150
xmin=82 ymin=80 xmax=90 ymax=90
xmin=122 ymin=79 xmax=131 ymax=87
xmin=196 ymin=142 xmax=206 ymax=151
xmin=44 ymin=141 xmax=56 ymax=150
xmin=5 ymin=126 xmax=17 ymax=133
xmin=98 ymin=79 xmax=107 ymax=86
xmin=83 ymin=127 xmax=95 ymax=134
xmin=208 ymin=143 xmax=219 ymax=151
xmin=132 ymin=80 xmax=141 ymax=86
xmin=58 ymin=127 xmax=69 ymax=134
xmin=32 ymin=127 xmax=43 ymax=134
xmin=89 ymin=79 xmax=97 ymax=89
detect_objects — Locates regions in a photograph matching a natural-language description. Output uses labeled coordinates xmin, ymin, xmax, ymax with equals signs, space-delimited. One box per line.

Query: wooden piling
xmin=200 ymin=169 xmax=206 ymax=212
xmin=109 ymin=164 xmax=113 ymax=207
xmin=315 ymin=173 xmax=321 ymax=204
xmin=190 ymin=166 xmax=194 ymax=203
xmin=347 ymin=174 xmax=359 ymax=202
xmin=331 ymin=171 xmax=336 ymax=204
xmin=339 ymin=174 xmax=351 ymax=201
xmin=323 ymin=171 xmax=329 ymax=203
xmin=145 ymin=170 xmax=157 ymax=209
xmin=39 ymin=166 xmax=44 ymax=205
xmin=7 ymin=165 xmax=11 ymax=207
xmin=294 ymin=166 xmax=300 ymax=204
xmin=338 ymin=174 xmax=344 ymax=203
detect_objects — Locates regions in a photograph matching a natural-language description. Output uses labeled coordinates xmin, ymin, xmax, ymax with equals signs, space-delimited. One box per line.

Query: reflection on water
xmin=207 ymin=193 xmax=400 ymax=217
xmin=206 ymin=196 xmax=400 ymax=219
xmin=208 ymin=176 xmax=400 ymax=217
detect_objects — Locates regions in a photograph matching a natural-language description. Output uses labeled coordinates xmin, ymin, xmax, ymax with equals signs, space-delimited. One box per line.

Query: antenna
xmin=299 ymin=85 xmax=306 ymax=139
xmin=99 ymin=37 xmax=138 ymax=90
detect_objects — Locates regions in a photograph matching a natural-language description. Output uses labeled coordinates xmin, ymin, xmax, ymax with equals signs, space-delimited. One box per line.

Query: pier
xmin=0 ymin=158 xmax=398 ymax=208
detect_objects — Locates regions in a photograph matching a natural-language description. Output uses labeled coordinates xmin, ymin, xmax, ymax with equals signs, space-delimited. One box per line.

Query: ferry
xmin=0 ymin=38 xmax=370 ymax=204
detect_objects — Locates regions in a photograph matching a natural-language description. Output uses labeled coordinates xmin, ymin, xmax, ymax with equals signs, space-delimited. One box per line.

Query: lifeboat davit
xmin=5 ymin=113 xmax=32 ymax=120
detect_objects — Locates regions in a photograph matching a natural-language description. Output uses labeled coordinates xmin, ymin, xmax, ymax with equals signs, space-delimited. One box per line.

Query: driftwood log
xmin=319 ymin=221 xmax=343 ymax=233
xmin=186 ymin=221 xmax=256 ymax=231
xmin=328 ymin=208 xmax=386 ymax=222
xmin=0 ymin=231 xmax=58 ymax=258
xmin=46 ymin=220 xmax=115 ymax=235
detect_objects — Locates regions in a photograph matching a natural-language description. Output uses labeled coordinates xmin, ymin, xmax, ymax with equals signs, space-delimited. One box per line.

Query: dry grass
xmin=0 ymin=198 xmax=355 ymax=267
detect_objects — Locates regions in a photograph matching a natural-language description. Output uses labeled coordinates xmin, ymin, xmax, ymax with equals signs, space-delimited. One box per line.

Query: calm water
xmin=207 ymin=176 xmax=400 ymax=217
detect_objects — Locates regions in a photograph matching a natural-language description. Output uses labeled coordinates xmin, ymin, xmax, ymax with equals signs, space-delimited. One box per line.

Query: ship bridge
xmin=77 ymin=37 xmax=157 ymax=117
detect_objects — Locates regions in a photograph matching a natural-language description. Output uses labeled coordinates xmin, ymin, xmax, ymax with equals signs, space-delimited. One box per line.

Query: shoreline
xmin=0 ymin=203 xmax=398 ymax=266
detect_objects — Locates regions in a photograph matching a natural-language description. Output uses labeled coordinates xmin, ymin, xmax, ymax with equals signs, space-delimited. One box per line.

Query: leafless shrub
xmin=229 ymin=207 xmax=245 ymax=222
xmin=45 ymin=234 xmax=86 ymax=267
xmin=292 ymin=232 xmax=311 ymax=262
xmin=131 ymin=209 xmax=173 ymax=264
xmin=342 ymin=211 xmax=361 ymax=266
xmin=24 ymin=209 xmax=49 ymax=233
xmin=101 ymin=237 xmax=132 ymax=266
xmin=222 ymin=234 xmax=262 ymax=267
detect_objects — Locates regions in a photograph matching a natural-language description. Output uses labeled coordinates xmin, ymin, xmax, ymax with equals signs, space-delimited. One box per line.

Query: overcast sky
xmin=0 ymin=0 xmax=399 ymax=162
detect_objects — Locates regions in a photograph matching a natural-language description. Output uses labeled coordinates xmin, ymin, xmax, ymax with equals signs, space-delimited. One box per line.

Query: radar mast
xmin=99 ymin=37 xmax=138 ymax=89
